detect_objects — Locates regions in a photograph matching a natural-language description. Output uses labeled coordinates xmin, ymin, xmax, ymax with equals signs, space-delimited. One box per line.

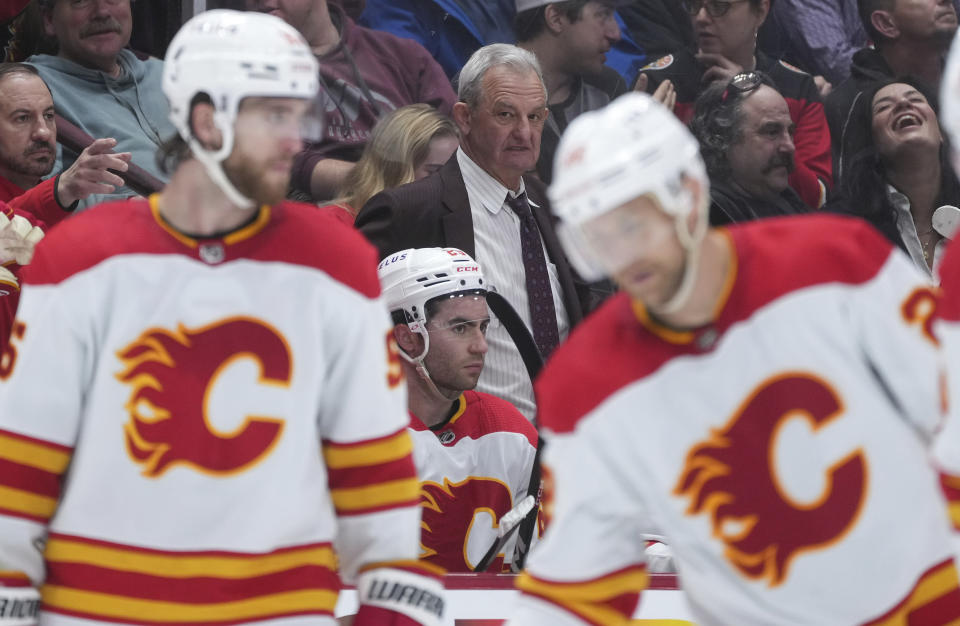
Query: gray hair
xmin=457 ymin=43 xmax=546 ymax=109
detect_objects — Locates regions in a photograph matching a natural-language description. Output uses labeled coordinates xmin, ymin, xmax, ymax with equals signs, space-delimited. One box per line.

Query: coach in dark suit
xmin=356 ymin=43 xmax=591 ymax=419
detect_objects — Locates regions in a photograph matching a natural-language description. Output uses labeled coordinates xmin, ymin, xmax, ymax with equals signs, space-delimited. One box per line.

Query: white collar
xmin=457 ymin=148 xmax=528 ymax=215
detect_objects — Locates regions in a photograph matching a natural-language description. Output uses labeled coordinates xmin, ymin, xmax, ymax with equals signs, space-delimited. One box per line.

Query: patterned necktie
xmin=506 ymin=192 xmax=560 ymax=358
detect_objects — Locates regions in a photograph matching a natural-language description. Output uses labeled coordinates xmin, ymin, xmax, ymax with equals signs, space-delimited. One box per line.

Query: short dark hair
xmin=689 ymin=71 xmax=778 ymax=180
xmin=514 ymin=0 xmax=591 ymax=43
xmin=858 ymin=0 xmax=896 ymax=48
xmin=0 ymin=62 xmax=41 ymax=85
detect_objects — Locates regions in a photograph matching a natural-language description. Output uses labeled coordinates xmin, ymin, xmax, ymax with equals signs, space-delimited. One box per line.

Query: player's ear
xmin=190 ymin=101 xmax=223 ymax=151
xmin=394 ymin=324 xmax=421 ymax=356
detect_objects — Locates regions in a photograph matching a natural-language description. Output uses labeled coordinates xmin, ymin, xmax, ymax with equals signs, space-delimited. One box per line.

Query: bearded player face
xmin=222 ymin=97 xmax=309 ymax=206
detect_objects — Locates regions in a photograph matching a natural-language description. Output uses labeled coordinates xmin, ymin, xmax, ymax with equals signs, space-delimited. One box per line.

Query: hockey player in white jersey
xmin=930 ymin=34 xmax=960 ymax=578
xmin=507 ymin=92 xmax=960 ymax=625
xmin=0 ymin=10 xmax=443 ymax=626
xmin=379 ymin=247 xmax=539 ymax=573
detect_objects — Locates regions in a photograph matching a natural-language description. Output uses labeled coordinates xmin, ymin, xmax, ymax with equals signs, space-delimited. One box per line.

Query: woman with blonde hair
xmin=324 ymin=104 xmax=459 ymax=223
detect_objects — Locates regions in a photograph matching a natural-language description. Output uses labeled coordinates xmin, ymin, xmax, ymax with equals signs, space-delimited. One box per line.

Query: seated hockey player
xmin=0 ymin=10 xmax=443 ymax=625
xmin=508 ymin=92 xmax=960 ymax=625
xmin=379 ymin=247 xmax=539 ymax=573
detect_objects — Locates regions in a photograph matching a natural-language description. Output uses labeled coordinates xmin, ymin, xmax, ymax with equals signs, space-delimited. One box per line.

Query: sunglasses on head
xmin=721 ymin=71 xmax=763 ymax=103
xmin=685 ymin=0 xmax=751 ymax=17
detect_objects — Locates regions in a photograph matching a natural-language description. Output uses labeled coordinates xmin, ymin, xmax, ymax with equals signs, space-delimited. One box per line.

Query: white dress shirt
xmin=458 ymin=148 xmax=570 ymax=420
xmin=887 ymin=185 xmax=945 ymax=284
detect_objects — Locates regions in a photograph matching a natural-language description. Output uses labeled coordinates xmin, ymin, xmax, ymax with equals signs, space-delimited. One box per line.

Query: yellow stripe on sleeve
xmin=517 ymin=567 xmax=649 ymax=626
xmin=330 ymin=477 xmax=420 ymax=512
xmin=41 ymin=586 xmax=338 ymax=623
xmin=0 ymin=433 xmax=71 ymax=474
xmin=322 ymin=431 xmax=413 ymax=470
xmin=869 ymin=562 xmax=960 ymax=625
xmin=948 ymin=502 xmax=960 ymax=529
xmin=44 ymin=539 xmax=337 ymax=580
xmin=0 ymin=484 xmax=57 ymax=519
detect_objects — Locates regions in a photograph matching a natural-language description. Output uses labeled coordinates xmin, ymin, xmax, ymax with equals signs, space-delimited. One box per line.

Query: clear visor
xmin=578 ymin=194 xmax=676 ymax=274
xmin=240 ymin=97 xmax=325 ymax=144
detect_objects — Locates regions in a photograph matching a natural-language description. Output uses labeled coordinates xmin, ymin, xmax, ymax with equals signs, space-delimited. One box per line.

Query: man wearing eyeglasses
xmin=27 ymin=0 xmax=176 ymax=210
xmin=638 ymin=0 xmax=832 ymax=212
xmin=380 ymin=247 xmax=539 ymax=574
xmin=690 ymin=71 xmax=810 ymax=224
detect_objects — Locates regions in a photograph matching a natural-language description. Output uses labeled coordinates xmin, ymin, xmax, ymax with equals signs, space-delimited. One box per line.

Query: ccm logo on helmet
xmin=456 ymin=266 xmax=480 ymax=273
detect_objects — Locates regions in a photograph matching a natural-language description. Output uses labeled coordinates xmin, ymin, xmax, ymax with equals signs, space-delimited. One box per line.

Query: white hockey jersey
xmin=0 ymin=196 xmax=438 ymax=625
xmin=932 ymin=239 xmax=960 ymax=565
xmin=409 ymin=390 xmax=538 ymax=572
xmin=509 ymin=215 xmax=960 ymax=626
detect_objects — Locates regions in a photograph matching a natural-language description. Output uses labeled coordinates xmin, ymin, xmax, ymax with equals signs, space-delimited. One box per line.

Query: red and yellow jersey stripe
xmin=864 ymin=559 xmax=960 ymax=625
xmin=516 ymin=564 xmax=648 ymax=626
xmin=322 ymin=428 xmax=419 ymax=516
xmin=0 ymin=428 xmax=71 ymax=524
xmin=939 ymin=473 xmax=960 ymax=532
xmin=40 ymin=533 xmax=340 ymax=625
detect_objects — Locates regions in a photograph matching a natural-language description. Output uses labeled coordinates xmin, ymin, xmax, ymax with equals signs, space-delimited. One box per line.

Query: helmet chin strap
xmin=188 ymin=111 xmax=256 ymax=209
xmin=656 ymin=197 xmax=709 ymax=316
xmin=397 ymin=330 xmax=451 ymax=403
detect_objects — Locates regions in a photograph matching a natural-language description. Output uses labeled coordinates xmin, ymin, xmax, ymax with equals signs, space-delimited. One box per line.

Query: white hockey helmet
xmin=162 ymin=10 xmax=320 ymax=207
xmin=378 ymin=247 xmax=487 ymax=334
xmin=549 ymin=91 xmax=709 ymax=282
xmin=943 ymin=31 xmax=960 ymax=178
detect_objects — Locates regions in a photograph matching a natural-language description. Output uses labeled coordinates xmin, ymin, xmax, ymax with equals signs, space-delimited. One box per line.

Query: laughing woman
xmin=829 ymin=77 xmax=960 ymax=282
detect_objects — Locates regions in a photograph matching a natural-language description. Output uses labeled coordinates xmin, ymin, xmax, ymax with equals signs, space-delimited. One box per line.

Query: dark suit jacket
xmin=355 ymin=155 xmax=589 ymax=326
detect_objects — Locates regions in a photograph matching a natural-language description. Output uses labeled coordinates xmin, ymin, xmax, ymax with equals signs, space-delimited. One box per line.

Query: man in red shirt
xmin=0 ymin=62 xmax=130 ymax=348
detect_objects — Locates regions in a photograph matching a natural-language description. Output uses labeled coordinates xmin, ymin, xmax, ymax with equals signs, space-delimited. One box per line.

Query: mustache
xmin=25 ymin=141 xmax=55 ymax=156
xmin=80 ymin=18 xmax=123 ymax=38
xmin=763 ymin=153 xmax=795 ymax=174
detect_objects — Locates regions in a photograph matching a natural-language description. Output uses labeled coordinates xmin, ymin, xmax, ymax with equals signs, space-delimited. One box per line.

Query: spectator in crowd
xmin=29 ymin=0 xmax=175 ymax=208
xmin=759 ymin=0 xmax=866 ymax=86
xmin=826 ymin=0 xmax=957 ymax=183
xmin=380 ymin=247 xmax=538 ymax=573
xmin=640 ymin=0 xmax=832 ymax=210
xmin=515 ymin=0 xmax=626 ymax=184
xmin=328 ymin=103 xmax=459 ymax=223
xmin=0 ymin=62 xmax=131 ymax=349
xmin=356 ymin=44 xmax=590 ymax=420
xmin=245 ymin=0 xmax=456 ymax=202
xmin=829 ymin=78 xmax=958 ymax=280
xmin=691 ymin=72 xmax=809 ymax=224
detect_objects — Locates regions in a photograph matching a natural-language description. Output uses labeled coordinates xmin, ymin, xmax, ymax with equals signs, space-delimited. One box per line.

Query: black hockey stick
xmin=476 ymin=292 xmax=544 ymax=572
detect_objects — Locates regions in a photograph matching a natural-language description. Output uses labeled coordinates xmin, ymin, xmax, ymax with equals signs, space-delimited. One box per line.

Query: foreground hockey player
xmin=507 ymin=92 xmax=960 ymax=625
xmin=931 ymin=35 xmax=960 ymax=572
xmin=0 ymin=11 xmax=443 ymax=625
xmin=379 ymin=247 xmax=538 ymax=572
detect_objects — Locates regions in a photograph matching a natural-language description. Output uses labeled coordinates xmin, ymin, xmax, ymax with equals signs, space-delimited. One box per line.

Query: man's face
xmin=582 ymin=195 xmax=687 ymax=310
xmin=871 ymin=82 xmax=942 ymax=162
xmin=726 ymin=85 xmax=795 ymax=201
xmin=558 ymin=1 xmax=621 ymax=76
xmin=222 ymin=97 xmax=309 ymax=206
xmin=0 ymin=73 xmax=57 ymax=186
xmin=456 ymin=67 xmax=547 ymax=189
xmin=423 ymin=296 xmax=490 ymax=396
xmin=43 ymin=0 xmax=132 ymax=72
xmin=890 ymin=0 xmax=957 ymax=44
xmin=245 ymin=0 xmax=317 ymax=32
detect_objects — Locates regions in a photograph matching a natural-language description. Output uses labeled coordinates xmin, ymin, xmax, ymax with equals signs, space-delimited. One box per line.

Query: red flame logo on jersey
xmin=674 ymin=374 xmax=867 ymax=586
xmin=420 ymin=477 xmax=515 ymax=571
xmin=116 ymin=317 xmax=291 ymax=477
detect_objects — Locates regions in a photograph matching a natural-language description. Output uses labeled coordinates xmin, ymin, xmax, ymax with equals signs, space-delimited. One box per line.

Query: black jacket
xmin=710 ymin=181 xmax=810 ymax=226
